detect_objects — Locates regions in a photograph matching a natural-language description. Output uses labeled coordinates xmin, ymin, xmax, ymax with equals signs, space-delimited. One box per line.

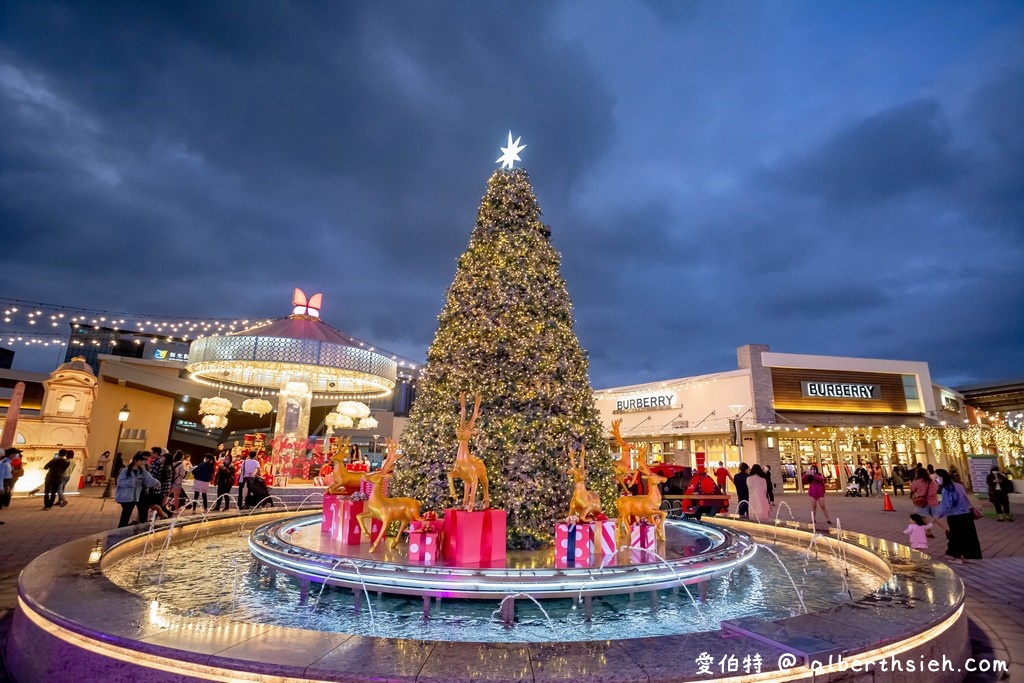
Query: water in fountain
xmin=134 ymin=514 xmax=160 ymax=586
xmin=753 ymin=544 xmax=808 ymax=615
xmin=771 ymin=501 xmax=798 ymax=540
xmin=155 ymin=512 xmax=185 ymax=591
xmin=490 ymin=593 xmax=557 ymax=633
xmin=311 ymin=558 xmax=376 ymax=629
xmin=238 ymin=499 xmax=291 ymax=534
xmin=571 ymin=542 xmax=711 ymax=627
xmin=295 ymin=492 xmax=326 ymax=510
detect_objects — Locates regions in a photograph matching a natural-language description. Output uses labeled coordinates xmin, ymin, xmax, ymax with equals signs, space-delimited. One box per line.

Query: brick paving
xmin=0 ymin=486 xmax=1019 ymax=681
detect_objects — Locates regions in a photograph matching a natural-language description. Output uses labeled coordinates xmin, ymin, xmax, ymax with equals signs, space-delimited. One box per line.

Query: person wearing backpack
xmin=168 ymin=451 xmax=188 ymax=511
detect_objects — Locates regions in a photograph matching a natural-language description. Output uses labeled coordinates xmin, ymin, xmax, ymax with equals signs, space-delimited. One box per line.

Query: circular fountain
xmin=9 ymin=506 xmax=969 ymax=682
xmin=248 ymin=514 xmax=756 ymax=601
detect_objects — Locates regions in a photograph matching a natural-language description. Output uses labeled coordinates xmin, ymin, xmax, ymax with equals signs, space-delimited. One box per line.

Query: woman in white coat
xmin=746 ymin=464 xmax=771 ymax=522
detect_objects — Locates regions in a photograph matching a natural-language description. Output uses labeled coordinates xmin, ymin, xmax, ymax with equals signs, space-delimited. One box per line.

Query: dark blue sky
xmin=1 ymin=2 xmax=1022 ymax=389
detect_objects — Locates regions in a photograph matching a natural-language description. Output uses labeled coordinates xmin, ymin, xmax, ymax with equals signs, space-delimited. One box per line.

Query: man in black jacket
xmin=42 ymin=449 xmax=70 ymax=509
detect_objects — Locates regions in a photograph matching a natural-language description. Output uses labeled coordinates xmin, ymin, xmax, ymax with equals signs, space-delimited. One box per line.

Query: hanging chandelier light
xmin=337 ymin=400 xmax=371 ymax=420
xmin=325 ymin=412 xmax=355 ymax=430
xmin=358 ymin=415 xmax=378 ymax=430
xmin=201 ymin=414 xmax=228 ymax=429
xmin=199 ymin=396 xmax=233 ymax=417
xmin=240 ymin=398 xmax=273 ymax=416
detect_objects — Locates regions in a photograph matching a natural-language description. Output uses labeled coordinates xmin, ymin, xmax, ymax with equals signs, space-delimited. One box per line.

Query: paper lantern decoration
xmin=241 ymin=398 xmax=273 ymax=416
xmin=199 ymin=397 xmax=233 ymax=417
xmin=358 ymin=416 xmax=379 ymax=430
xmin=325 ymin=412 xmax=355 ymax=430
xmin=337 ymin=401 xmax=371 ymax=419
xmin=202 ymin=415 xmax=228 ymax=429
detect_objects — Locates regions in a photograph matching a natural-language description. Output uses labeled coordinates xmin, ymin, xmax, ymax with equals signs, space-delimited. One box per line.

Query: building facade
xmin=0 ymin=357 xmax=96 ymax=493
xmin=596 ymin=344 xmax=977 ymax=492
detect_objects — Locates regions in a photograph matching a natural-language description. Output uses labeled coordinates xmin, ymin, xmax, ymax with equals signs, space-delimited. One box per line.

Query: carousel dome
xmin=186 ymin=293 xmax=397 ymax=399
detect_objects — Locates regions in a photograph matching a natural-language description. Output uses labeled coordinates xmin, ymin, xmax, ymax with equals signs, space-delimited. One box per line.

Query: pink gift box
xmin=442 ymin=509 xmax=507 ymax=565
xmin=333 ymin=499 xmax=382 ymax=546
xmin=629 ymin=521 xmax=656 ymax=550
xmin=360 ymin=477 xmax=390 ymax=498
xmin=590 ymin=519 xmax=617 ymax=555
xmin=321 ymin=494 xmax=344 ymax=536
xmin=408 ymin=530 xmax=440 ymax=563
xmin=554 ymin=522 xmax=594 ymax=568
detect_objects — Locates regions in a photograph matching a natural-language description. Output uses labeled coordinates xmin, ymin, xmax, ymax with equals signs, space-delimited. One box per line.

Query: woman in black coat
xmin=212 ymin=454 xmax=235 ymax=511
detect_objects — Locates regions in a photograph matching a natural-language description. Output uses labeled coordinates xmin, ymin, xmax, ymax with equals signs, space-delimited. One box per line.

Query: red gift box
xmin=321 ymin=493 xmax=344 ymax=536
xmin=442 ymin=509 xmax=507 ymax=565
xmin=408 ymin=530 xmax=440 ymax=563
xmin=590 ymin=519 xmax=618 ymax=555
xmin=555 ymin=522 xmax=594 ymax=568
xmin=333 ymin=499 xmax=382 ymax=546
xmin=629 ymin=521 xmax=656 ymax=550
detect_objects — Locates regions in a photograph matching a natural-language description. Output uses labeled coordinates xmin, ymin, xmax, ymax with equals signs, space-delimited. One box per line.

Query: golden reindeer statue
xmin=357 ymin=438 xmax=422 ymax=551
xmin=615 ymin=460 xmax=668 ymax=542
xmin=610 ymin=419 xmax=641 ymax=495
xmin=326 ymin=437 xmax=363 ymax=494
xmin=568 ymin=444 xmax=602 ymax=522
xmin=447 ymin=393 xmax=490 ymax=511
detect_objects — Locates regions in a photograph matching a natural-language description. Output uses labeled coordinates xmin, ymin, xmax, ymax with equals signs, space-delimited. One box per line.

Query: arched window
xmin=57 ymin=394 xmax=77 ymax=415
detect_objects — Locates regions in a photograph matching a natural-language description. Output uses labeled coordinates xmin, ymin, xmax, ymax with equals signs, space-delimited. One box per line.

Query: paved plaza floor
xmin=0 ymin=486 xmax=1019 ymax=682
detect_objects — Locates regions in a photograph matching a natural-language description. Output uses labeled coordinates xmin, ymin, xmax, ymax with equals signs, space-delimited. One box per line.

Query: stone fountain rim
xmin=10 ymin=509 xmax=968 ymax=683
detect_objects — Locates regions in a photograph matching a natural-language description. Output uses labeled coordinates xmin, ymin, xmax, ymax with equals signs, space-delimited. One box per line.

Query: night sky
xmin=1 ymin=2 xmax=1022 ymax=390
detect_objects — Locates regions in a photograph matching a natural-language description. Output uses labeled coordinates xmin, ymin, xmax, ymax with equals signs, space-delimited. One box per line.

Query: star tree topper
xmin=496 ymin=131 xmax=527 ymax=169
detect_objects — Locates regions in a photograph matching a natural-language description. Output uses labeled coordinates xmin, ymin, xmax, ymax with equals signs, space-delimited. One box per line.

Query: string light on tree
xmin=393 ymin=134 xmax=614 ymax=549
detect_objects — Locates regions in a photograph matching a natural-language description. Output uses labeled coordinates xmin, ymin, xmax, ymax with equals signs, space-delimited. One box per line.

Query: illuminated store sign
xmin=615 ymin=393 xmax=677 ymax=413
xmin=154 ymin=348 xmax=189 ymax=363
xmin=801 ymin=382 xmax=880 ymax=399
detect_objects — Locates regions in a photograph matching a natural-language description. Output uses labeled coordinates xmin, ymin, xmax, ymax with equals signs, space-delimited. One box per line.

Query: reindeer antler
xmin=380 ymin=438 xmax=402 ymax=474
xmin=459 ymin=392 xmax=482 ymax=430
xmin=610 ymin=419 xmax=626 ymax=448
xmin=568 ymin=443 xmax=578 ymax=469
xmin=636 ymin=443 xmax=652 ymax=474
xmin=469 ymin=392 xmax=481 ymax=429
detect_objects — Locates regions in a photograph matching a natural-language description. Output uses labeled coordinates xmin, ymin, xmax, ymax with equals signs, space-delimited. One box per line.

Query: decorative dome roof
xmin=186 ymin=293 xmax=397 ymax=399
xmin=52 ymin=356 xmax=96 ymax=378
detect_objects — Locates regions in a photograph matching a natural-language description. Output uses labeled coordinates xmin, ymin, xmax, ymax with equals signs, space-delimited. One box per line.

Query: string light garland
xmin=0 ymin=297 xmax=424 ymax=380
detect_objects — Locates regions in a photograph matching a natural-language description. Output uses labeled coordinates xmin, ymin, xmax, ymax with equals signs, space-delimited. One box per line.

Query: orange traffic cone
xmin=883 ymin=491 xmax=895 ymax=512
xmin=78 ymin=475 xmax=85 ymax=490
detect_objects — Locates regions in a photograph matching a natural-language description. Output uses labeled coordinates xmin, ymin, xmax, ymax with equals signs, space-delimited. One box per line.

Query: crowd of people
xmin=713 ymin=461 xmax=777 ymax=522
xmin=113 ymin=446 xmax=268 ymax=527
xmin=708 ymin=457 xmax=1015 ymax=567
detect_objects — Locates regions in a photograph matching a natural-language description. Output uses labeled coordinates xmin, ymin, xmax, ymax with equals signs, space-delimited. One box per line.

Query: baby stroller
xmin=844 ymin=481 xmax=862 ymax=497
xmin=244 ymin=476 xmax=273 ymax=509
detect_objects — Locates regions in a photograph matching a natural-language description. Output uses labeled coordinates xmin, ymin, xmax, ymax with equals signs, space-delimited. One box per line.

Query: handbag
xmin=972 ymin=507 xmax=983 ymax=520
xmin=912 ymin=494 xmax=928 ymax=507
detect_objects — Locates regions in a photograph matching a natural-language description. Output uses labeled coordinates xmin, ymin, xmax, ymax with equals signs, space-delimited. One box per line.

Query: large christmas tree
xmin=393 ymin=163 xmax=615 ymax=549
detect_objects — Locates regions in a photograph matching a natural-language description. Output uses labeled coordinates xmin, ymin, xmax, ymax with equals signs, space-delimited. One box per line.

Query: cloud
xmin=1 ymin=1 xmax=1023 ymax=393
xmin=767 ymin=99 xmax=969 ymax=207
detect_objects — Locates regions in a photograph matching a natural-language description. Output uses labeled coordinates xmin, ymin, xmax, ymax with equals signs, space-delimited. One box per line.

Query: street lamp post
xmin=101 ymin=404 xmax=130 ymax=500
